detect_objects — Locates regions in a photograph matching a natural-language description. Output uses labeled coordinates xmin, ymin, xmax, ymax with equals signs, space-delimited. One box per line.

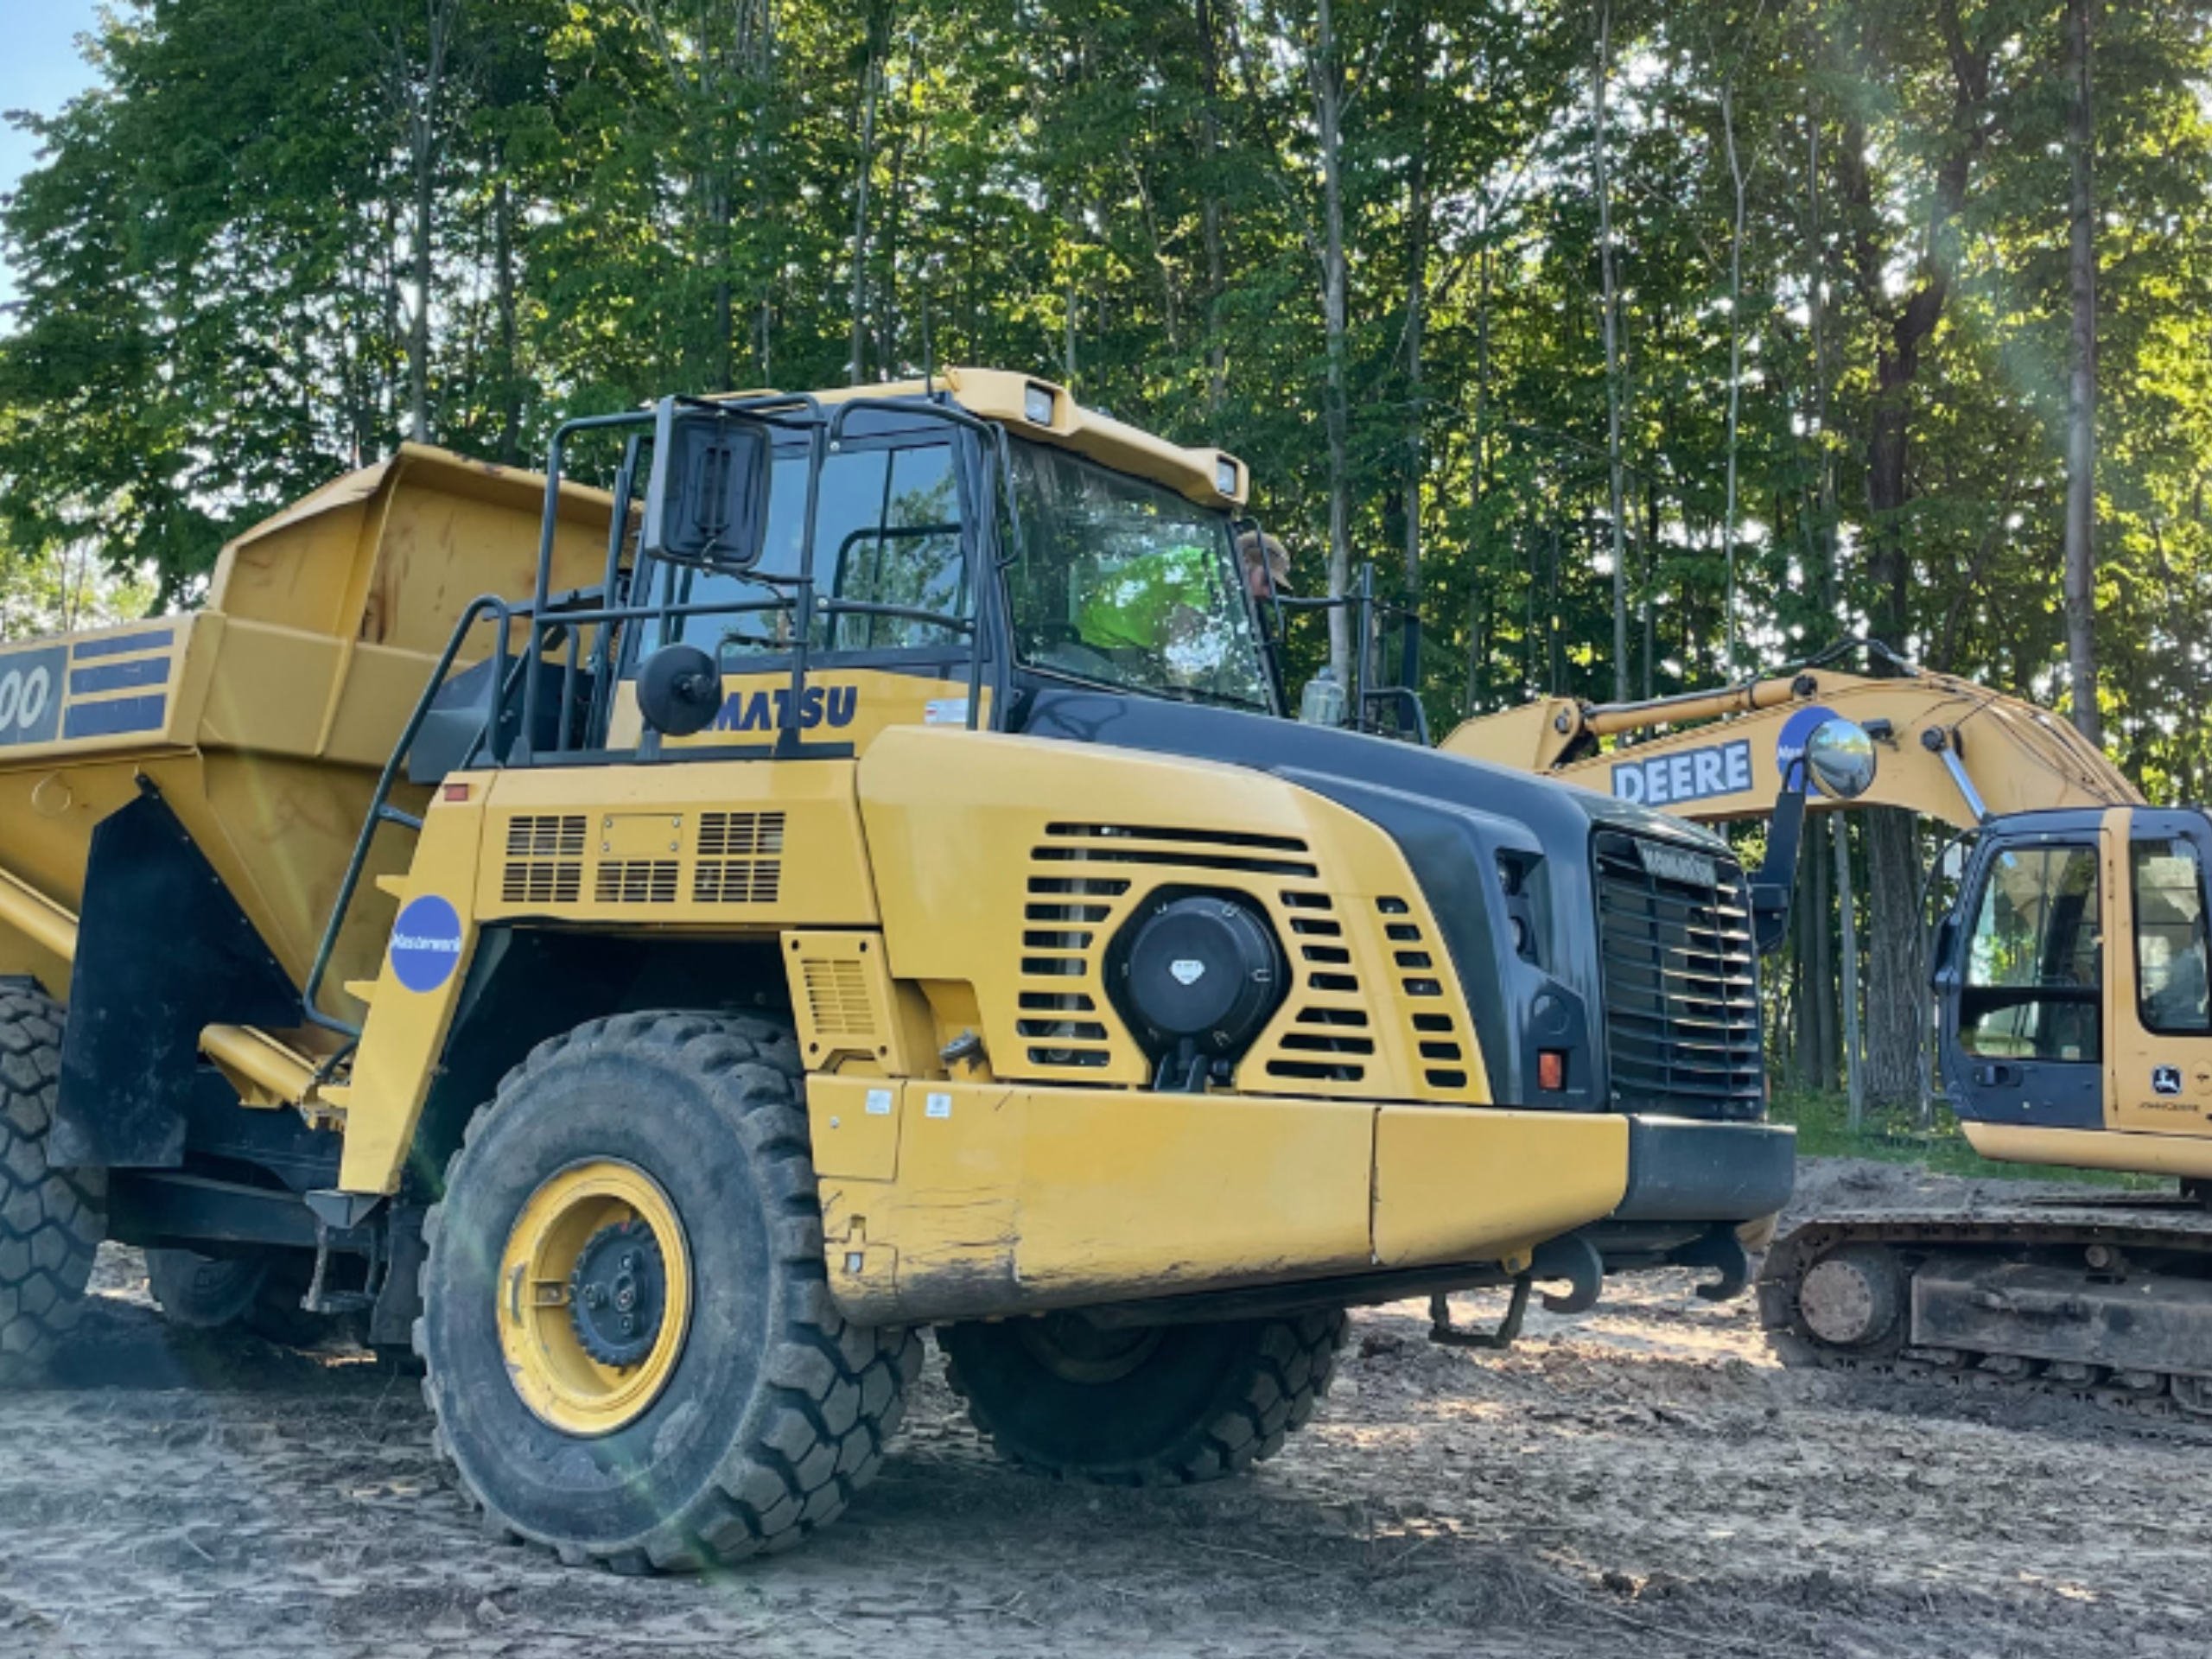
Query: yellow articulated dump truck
xmin=0 ymin=369 xmax=1790 ymax=1568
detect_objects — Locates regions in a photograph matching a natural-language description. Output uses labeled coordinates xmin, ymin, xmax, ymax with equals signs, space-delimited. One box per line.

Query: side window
xmin=821 ymin=443 xmax=965 ymax=652
xmin=671 ymin=440 xmax=968 ymax=659
xmin=2134 ymin=839 xmax=2212 ymax=1034
xmin=1961 ymin=845 xmax=2102 ymax=1062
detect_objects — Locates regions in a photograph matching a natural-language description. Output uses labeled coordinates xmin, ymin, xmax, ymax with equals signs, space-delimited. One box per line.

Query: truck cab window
xmin=2133 ymin=839 xmax=2212 ymax=1034
xmin=668 ymin=438 xmax=968 ymax=658
xmin=1961 ymin=845 xmax=2102 ymax=1063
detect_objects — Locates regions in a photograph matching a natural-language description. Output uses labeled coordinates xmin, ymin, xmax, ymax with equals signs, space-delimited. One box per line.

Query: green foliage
xmin=0 ymin=0 xmax=2207 ymax=785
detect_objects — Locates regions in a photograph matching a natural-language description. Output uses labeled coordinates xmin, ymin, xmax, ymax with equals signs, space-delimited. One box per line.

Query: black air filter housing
xmin=1112 ymin=893 xmax=1286 ymax=1073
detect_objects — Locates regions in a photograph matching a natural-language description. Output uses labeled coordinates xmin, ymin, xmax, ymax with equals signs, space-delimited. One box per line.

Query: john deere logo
xmin=1170 ymin=960 xmax=1207 ymax=986
xmin=2154 ymin=1065 xmax=2183 ymax=1097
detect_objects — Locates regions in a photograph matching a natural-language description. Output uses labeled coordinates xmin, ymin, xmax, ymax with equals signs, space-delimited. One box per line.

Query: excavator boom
xmin=1442 ymin=662 xmax=2140 ymax=828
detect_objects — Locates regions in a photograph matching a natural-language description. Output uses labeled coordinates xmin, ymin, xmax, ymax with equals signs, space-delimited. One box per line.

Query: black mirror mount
xmin=637 ymin=644 xmax=723 ymax=737
xmin=640 ymin=400 xmax=770 ymax=570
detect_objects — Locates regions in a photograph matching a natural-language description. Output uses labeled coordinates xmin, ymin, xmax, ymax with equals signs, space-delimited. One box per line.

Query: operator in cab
xmin=1076 ymin=529 xmax=1290 ymax=681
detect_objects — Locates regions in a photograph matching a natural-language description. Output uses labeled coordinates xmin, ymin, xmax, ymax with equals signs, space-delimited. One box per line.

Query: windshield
xmin=1005 ymin=439 xmax=1272 ymax=710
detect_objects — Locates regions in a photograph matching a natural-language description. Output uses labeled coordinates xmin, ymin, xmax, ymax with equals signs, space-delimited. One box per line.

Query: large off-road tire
xmin=145 ymin=1247 xmax=335 ymax=1348
xmin=0 ymin=986 xmax=105 ymax=1386
xmin=940 ymin=1306 xmax=1347 ymax=1485
xmin=417 ymin=1010 xmax=919 ymax=1571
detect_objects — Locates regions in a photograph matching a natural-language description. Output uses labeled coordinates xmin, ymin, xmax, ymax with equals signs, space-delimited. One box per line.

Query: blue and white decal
xmin=1611 ymin=739 xmax=1753 ymax=808
xmin=0 ymin=645 xmax=64 ymax=748
xmin=389 ymin=895 xmax=466 ymax=994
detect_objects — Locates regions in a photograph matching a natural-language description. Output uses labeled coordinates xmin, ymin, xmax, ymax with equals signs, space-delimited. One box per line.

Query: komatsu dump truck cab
xmin=0 ymin=369 xmax=1790 ymax=1567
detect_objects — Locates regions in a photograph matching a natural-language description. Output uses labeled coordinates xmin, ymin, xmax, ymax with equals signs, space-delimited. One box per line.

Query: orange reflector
xmin=1538 ymin=1050 xmax=1566 ymax=1091
xmin=442 ymin=782 xmax=471 ymax=802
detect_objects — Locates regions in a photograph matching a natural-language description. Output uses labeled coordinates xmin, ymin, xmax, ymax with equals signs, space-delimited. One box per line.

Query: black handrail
xmin=302 ymin=593 xmax=518 ymax=1039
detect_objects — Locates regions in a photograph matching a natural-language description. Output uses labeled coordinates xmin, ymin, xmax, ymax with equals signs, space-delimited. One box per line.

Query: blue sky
xmin=1 ymin=0 xmax=106 ymax=309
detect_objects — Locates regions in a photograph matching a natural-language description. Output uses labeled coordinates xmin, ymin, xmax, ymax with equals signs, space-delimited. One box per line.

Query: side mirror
xmin=640 ymin=402 xmax=769 ymax=569
xmin=1803 ymin=718 xmax=1877 ymax=800
xmin=637 ymin=645 xmax=723 ymax=737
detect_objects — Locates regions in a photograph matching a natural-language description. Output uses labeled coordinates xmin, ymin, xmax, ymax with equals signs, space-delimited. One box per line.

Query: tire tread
xmin=416 ymin=1009 xmax=915 ymax=1570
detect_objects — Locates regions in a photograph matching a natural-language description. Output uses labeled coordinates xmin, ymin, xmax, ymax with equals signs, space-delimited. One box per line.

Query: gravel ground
xmin=1 ymin=1157 xmax=2207 ymax=1658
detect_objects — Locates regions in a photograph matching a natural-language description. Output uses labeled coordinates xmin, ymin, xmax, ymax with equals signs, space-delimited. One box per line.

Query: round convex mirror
xmin=1804 ymin=718 xmax=1877 ymax=799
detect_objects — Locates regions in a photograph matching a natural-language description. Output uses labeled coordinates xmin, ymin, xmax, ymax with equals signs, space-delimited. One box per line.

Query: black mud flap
xmin=50 ymin=791 xmax=299 ymax=1170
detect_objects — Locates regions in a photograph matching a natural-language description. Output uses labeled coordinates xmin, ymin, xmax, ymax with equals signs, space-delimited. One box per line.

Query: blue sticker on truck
xmin=390 ymin=895 xmax=466 ymax=994
xmin=1775 ymin=704 xmax=1844 ymax=795
xmin=0 ymin=645 xmax=64 ymax=748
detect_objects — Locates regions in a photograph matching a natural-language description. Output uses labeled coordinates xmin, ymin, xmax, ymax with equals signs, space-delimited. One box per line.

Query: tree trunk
xmin=849 ymin=2 xmax=887 ymax=385
xmin=1312 ymin=0 xmax=1354 ymax=684
xmin=2063 ymin=0 xmax=2101 ymax=742
xmin=1402 ymin=17 xmax=1429 ymax=602
xmin=1593 ymin=0 xmax=1630 ymax=701
xmin=492 ymin=170 xmax=521 ymax=464
xmin=1720 ymin=72 xmax=1747 ymax=673
xmin=1198 ymin=0 xmax=1228 ymax=423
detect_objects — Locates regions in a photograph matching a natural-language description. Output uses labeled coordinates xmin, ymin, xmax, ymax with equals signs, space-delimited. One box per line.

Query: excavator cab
xmin=1936 ymin=806 xmax=2212 ymax=1171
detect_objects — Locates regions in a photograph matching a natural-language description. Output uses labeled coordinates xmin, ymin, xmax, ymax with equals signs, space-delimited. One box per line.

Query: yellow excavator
xmin=1446 ymin=646 xmax=2212 ymax=1412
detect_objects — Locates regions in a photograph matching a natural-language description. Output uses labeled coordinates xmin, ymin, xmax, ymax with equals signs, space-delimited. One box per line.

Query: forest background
xmin=2 ymin=0 xmax=2207 ymax=1105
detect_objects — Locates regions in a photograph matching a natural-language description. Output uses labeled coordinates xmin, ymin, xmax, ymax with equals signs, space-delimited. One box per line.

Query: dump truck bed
xmin=0 ymin=446 xmax=622 ymax=1014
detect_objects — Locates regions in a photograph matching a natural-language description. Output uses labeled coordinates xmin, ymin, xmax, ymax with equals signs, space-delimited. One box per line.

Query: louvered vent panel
xmin=502 ymin=815 xmax=585 ymax=906
xmin=803 ymin=958 xmax=874 ymax=1039
xmin=1376 ymin=896 xmax=1471 ymax=1093
xmin=1019 ymin=861 xmax=1135 ymax=1071
xmin=1265 ymin=888 xmax=1368 ymax=1085
xmin=696 ymin=811 xmax=786 ymax=904
xmin=596 ymin=860 xmax=679 ymax=904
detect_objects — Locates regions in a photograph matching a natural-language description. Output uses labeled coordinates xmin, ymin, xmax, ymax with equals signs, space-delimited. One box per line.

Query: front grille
xmin=1592 ymin=830 xmax=1763 ymax=1121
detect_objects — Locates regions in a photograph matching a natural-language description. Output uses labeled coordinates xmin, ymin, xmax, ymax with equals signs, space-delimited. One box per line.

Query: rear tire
xmin=146 ymin=1248 xmax=334 ymax=1348
xmin=417 ymin=1010 xmax=919 ymax=1570
xmin=941 ymin=1307 xmax=1346 ymax=1485
xmin=0 ymin=987 xmax=105 ymax=1386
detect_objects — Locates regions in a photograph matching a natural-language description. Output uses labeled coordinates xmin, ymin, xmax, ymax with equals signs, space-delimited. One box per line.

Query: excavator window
xmin=2133 ymin=839 xmax=2212 ymax=1035
xmin=1960 ymin=845 xmax=2102 ymax=1064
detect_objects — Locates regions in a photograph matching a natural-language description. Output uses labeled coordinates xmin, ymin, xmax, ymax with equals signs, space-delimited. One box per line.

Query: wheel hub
xmin=1799 ymin=1247 xmax=1905 ymax=1349
xmin=569 ymin=1220 xmax=667 ymax=1369
xmin=497 ymin=1160 xmax=695 ymax=1438
xmin=1017 ymin=1312 xmax=1166 ymax=1384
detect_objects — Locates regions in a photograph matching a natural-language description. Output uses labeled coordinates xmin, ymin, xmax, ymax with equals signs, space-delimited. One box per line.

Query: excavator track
xmin=1758 ymin=1198 xmax=2212 ymax=1424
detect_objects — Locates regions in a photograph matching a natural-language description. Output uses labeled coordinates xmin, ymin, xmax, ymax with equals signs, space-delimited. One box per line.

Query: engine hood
xmin=1016 ymin=684 xmax=1731 ymax=854
xmin=1016 ymin=684 xmax=1745 ymax=1110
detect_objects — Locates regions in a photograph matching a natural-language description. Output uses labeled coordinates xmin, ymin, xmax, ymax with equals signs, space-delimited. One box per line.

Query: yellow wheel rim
xmin=497 ymin=1160 xmax=694 ymax=1437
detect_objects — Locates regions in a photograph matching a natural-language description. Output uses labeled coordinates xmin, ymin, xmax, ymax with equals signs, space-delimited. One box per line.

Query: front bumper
xmin=809 ymin=1077 xmax=1796 ymax=1325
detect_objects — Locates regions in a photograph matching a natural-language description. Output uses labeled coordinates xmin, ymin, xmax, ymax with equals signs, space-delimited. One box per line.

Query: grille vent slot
xmin=597 ymin=861 xmax=678 ymax=904
xmin=695 ymin=810 xmax=785 ymax=905
xmin=1268 ymin=888 xmax=1367 ymax=1084
xmin=1039 ymin=823 xmax=1319 ymax=880
xmin=1378 ymin=897 xmax=1469 ymax=1091
xmin=1592 ymin=831 xmax=1762 ymax=1120
xmin=803 ymin=958 xmax=873 ymax=1039
xmin=502 ymin=815 xmax=585 ymax=905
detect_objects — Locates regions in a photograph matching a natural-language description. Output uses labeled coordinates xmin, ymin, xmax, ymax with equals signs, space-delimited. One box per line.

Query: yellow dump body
xmin=0 ymin=445 xmax=620 ymax=1021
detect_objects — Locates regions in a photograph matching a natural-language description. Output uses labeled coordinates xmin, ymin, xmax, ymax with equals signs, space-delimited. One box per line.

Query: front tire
xmin=940 ymin=1307 xmax=1346 ymax=1485
xmin=0 ymin=986 xmax=104 ymax=1386
xmin=417 ymin=1010 xmax=919 ymax=1571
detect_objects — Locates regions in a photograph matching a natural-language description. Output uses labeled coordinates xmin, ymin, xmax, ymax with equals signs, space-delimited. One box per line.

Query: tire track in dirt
xmin=1 ymin=1186 xmax=2209 ymax=1657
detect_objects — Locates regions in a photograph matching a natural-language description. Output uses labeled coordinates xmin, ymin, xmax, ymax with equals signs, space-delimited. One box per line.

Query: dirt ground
xmin=3 ymin=1158 xmax=2209 ymax=1658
